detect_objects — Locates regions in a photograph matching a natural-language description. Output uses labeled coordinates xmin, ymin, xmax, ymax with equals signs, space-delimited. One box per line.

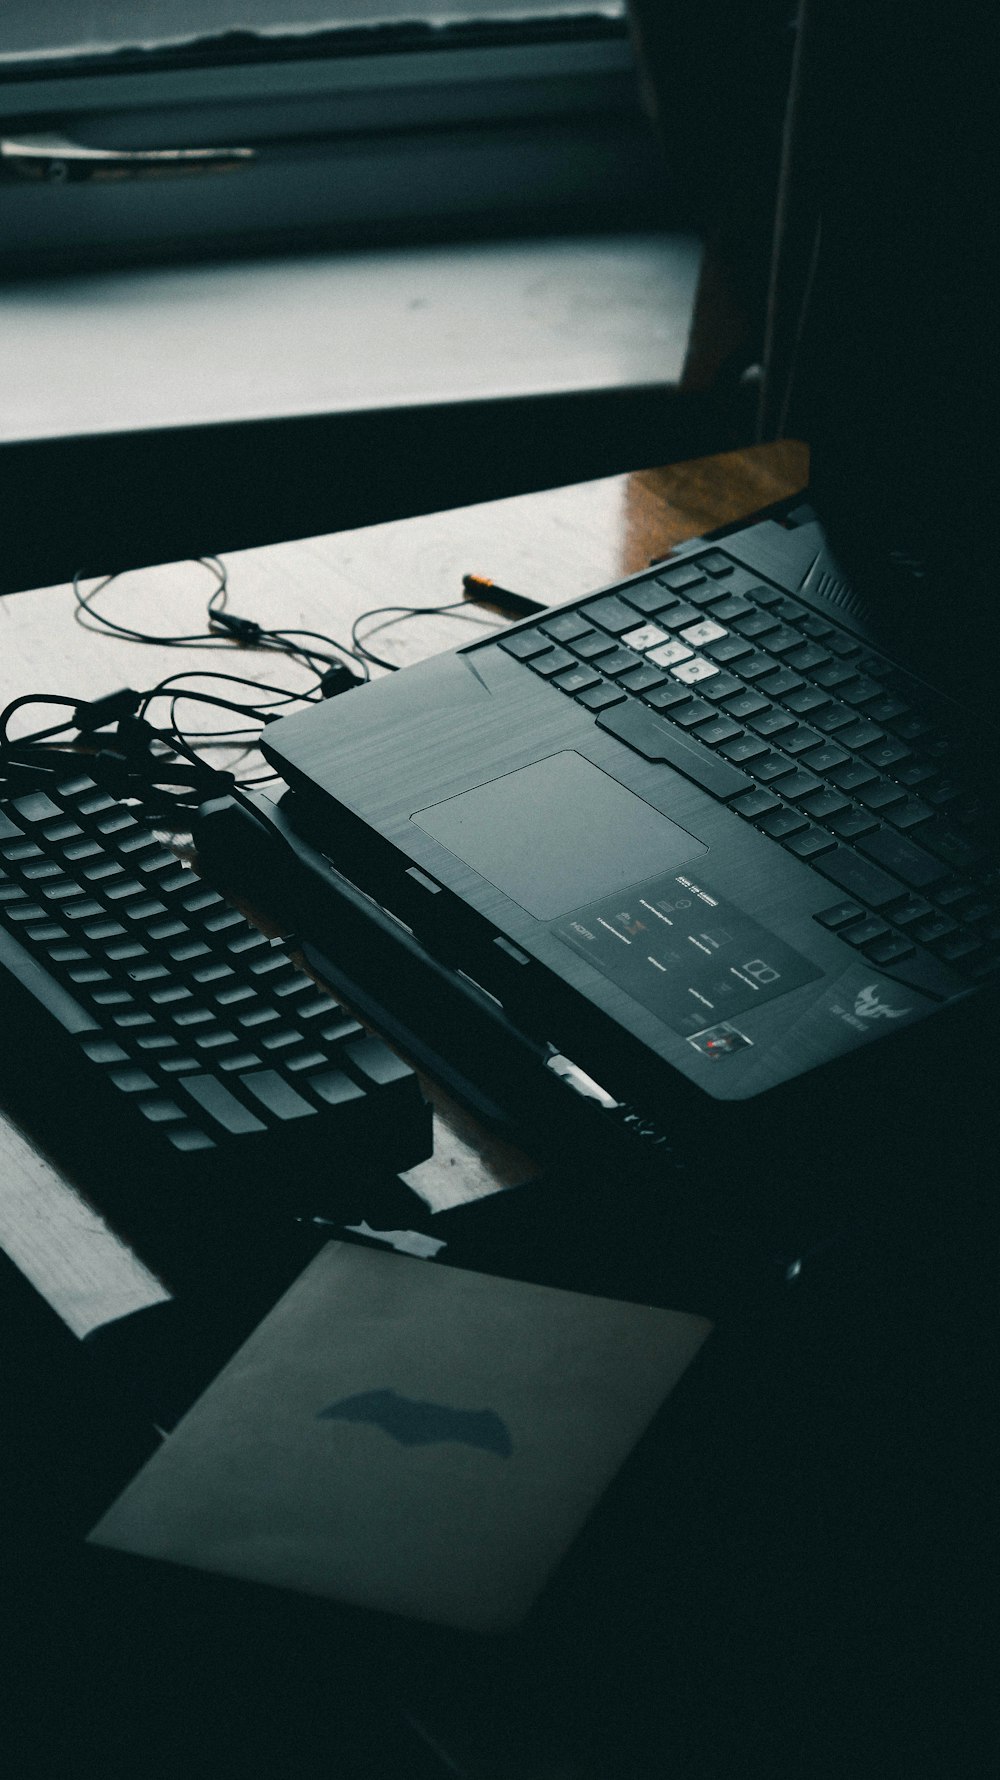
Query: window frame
xmin=0 ymin=11 xmax=669 ymax=270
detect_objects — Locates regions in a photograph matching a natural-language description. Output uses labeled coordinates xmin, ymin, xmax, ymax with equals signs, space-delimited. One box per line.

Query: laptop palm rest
xmin=411 ymin=750 xmax=707 ymax=921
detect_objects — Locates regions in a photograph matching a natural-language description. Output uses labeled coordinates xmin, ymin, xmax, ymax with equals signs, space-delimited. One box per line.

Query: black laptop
xmin=258 ymin=488 xmax=996 ymax=1158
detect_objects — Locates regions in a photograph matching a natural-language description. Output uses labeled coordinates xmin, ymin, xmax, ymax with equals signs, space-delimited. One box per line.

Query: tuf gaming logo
xmin=854 ymin=984 xmax=909 ymax=1021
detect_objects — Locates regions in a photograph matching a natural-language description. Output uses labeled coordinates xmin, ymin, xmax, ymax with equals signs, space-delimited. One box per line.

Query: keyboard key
xmin=855 ymin=828 xmax=949 ymax=888
xmin=782 ymin=726 xmax=824 ymax=756
xmin=828 ymin=808 xmax=878 ymax=839
xmin=774 ymin=770 xmax=822 ymax=801
xmin=542 ymin=611 xmax=593 ymax=644
xmin=783 ymin=687 xmax=833 ymax=716
xmin=729 ymin=789 xmax=781 ymax=820
xmin=732 ymin=611 xmax=780 ymax=639
xmin=856 ymin=781 xmax=907 ymax=811
xmin=240 ymin=1069 xmax=318 ymax=1122
xmin=647 ymin=639 xmax=693 ymax=669
xmin=912 ymin=914 xmax=958 ymax=945
xmin=669 ymin=697 xmax=717 ymax=727
xmin=783 ymin=642 xmax=830 ymax=672
xmin=891 ymin=897 xmax=935 ymax=926
xmin=620 ymin=624 xmax=670 ymax=652
xmin=620 ymin=582 xmax=676 ymax=615
xmin=862 ymin=737 xmax=912 ymax=770
xmin=551 ymin=662 xmax=601 ymax=696
xmin=828 ymin=760 xmax=879 ymax=792
xmin=680 ymin=619 xmax=727 ymax=648
xmin=748 ymin=708 xmax=795 ymax=739
xmin=708 ymin=596 xmax=754 ymax=623
xmin=837 ymin=720 xmax=884 ymax=751
xmin=873 ymin=947 xmax=964 ymax=1001
xmin=800 ymin=743 xmax=849 ymax=775
xmin=572 ymin=630 xmax=620 ymax=661
xmin=579 ymin=595 xmax=643 ymax=635
xmin=643 ymin=683 xmax=695 ymax=712
xmin=841 ymin=917 xmax=891 ymax=948
xmin=704 ymin=635 xmax=754 ymax=665
xmin=756 ymin=667 xmax=803 ymax=697
xmin=756 ymin=807 xmax=807 ymax=839
xmin=814 ymin=849 xmax=903 ymax=908
xmin=530 ymin=646 xmax=577 ymax=677
xmin=718 ymin=734 xmax=770 ymax=764
xmin=11 ymin=792 xmax=63 ymax=826
xmin=695 ymin=551 xmax=732 ymax=577
xmin=593 ymin=647 xmax=643 ymax=677
xmin=798 ymin=788 xmax=851 ymax=821
xmin=813 ymin=661 xmax=857 ymax=689
xmin=814 ymin=900 xmax=865 ymax=929
xmin=615 ymin=664 xmax=666 ymax=695
xmin=864 ymin=935 xmax=916 ymax=965
xmin=499 ymin=627 xmax=552 ymax=660
xmin=753 ymin=753 xmax=798 ymax=784
xmin=810 ymin=705 xmax=857 ymax=735
xmin=693 ymin=716 xmax=743 ymax=747
xmin=782 ymin=827 xmax=836 ymax=860
xmin=180 ymin=1073 xmax=267 ymax=1135
xmin=576 ymin=683 xmax=625 ymax=712
xmin=722 ymin=689 xmax=769 ymax=720
xmin=672 ymin=657 xmax=719 ymax=685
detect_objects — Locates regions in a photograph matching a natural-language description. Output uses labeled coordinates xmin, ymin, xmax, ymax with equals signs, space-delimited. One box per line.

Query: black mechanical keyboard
xmin=0 ymin=770 xmax=432 ymax=1197
xmin=499 ymin=549 xmax=999 ymax=1001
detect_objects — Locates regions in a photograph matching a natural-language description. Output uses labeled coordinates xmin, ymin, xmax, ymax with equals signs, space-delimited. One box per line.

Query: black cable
xmin=350 ymin=598 xmax=495 ymax=672
xmin=0 ymin=694 xmax=81 ymax=751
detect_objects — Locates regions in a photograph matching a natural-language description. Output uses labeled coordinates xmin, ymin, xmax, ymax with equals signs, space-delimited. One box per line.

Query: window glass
xmin=1 ymin=3 xmax=623 ymax=64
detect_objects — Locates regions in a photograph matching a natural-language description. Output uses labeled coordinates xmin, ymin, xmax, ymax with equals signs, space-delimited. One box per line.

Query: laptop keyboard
xmin=496 ymin=550 xmax=999 ymax=1001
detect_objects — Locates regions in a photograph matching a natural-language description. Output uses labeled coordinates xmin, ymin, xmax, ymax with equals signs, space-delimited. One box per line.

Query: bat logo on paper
xmin=318 ymin=1389 xmax=513 ymax=1457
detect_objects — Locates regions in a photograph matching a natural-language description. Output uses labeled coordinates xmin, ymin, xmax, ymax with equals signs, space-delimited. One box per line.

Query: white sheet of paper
xmin=89 ymin=1242 xmax=712 ymax=1631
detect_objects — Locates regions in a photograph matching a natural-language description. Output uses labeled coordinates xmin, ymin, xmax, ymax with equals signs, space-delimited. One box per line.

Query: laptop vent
xmin=802 ymin=562 xmax=867 ymax=618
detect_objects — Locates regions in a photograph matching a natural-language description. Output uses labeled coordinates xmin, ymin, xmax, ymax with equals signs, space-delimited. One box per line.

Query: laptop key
xmin=596 ymin=702 xmax=753 ymax=798
xmin=579 ymin=595 xmax=644 ymax=635
xmin=855 ymin=828 xmax=949 ymax=888
xmin=529 ymin=646 xmax=576 ymax=676
xmin=542 ymin=611 xmax=592 ymax=644
xmin=756 ymin=807 xmax=808 ymax=839
xmin=499 ymin=628 xmax=552 ymax=660
xmin=576 ymin=683 xmax=626 ymax=712
xmin=814 ymin=900 xmax=866 ymax=929
xmin=782 ymin=827 xmax=836 ymax=860
xmin=730 ymin=789 xmax=781 ymax=820
xmin=814 ymin=848 xmax=904 ymax=908
xmin=873 ymin=948 xmax=965 ymax=1001
xmin=552 ymin=664 xmax=601 ymax=695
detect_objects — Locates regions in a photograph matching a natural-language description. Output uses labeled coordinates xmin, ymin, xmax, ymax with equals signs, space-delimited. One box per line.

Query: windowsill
xmin=0 ymin=230 xmax=719 ymax=593
xmin=0 ymin=232 xmax=700 ymax=444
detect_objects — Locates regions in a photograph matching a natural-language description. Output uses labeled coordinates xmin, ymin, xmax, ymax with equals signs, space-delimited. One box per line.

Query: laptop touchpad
xmin=411 ymin=751 xmax=706 ymax=921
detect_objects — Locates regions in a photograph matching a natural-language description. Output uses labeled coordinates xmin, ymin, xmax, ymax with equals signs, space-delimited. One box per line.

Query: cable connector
xmin=209 ymin=611 xmax=263 ymax=644
xmin=319 ymin=662 xmax=363 ymax=699
xmin=72 ymin=688 xmax=142 ymax=733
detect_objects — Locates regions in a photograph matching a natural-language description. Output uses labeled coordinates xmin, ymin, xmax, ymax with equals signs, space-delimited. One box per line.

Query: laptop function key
xmin=541 ymin=611 xmax=593 ymax=644
xmin=579 ymin=595 xmax=644 ymax=635
xmin=499 ymin=627 xmax=553 ymax=660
